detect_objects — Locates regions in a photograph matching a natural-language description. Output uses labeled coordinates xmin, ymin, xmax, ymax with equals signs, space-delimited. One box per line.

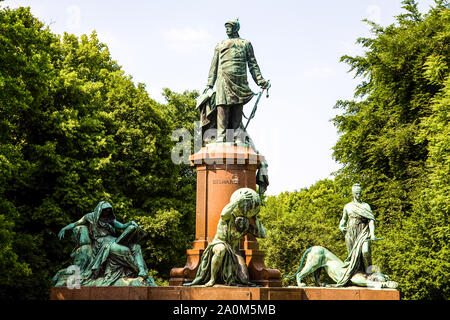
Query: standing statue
xmin=195 ymin=19 xmax=270 ymax=194
xmin=339 ymin=183 xmax=376 ymax=276
xmin=53 ymin=201 xmax=156 ymax=287
xmin=184 ymin=188 xmax=266 ymax=287
xmin=284 ymin=183 xmax=397 ymax=289
xmin=203 ymin=18 xmax=269 ymax=144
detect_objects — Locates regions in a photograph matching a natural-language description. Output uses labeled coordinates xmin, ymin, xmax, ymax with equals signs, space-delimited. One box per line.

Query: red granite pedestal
xmin=50 ymin=286 xmax=400 ymax=300
xmin=169 ymin=144 xmax=281 ymax=287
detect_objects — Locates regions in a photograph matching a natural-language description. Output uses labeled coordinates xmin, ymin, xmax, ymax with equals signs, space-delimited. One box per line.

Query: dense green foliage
xmin=260 ymin=1 xmax=449 ymax=299
xmin=0 ymin=7 xmax=197 ymax=299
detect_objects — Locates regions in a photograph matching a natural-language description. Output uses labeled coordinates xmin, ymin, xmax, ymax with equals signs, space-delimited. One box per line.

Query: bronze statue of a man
xmin=205 ymin=19 xmax=269 ymax=143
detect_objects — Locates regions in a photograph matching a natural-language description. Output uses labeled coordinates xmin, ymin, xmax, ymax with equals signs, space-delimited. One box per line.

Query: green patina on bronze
xmin=200 ymin=19 xmax=269 ymax=144
xmin=337 ymin=183 xmax=376 ymax=284
xmin=286 ymin=246 xmax=397 ymax=289
xmin=207 ymin=19 xmax=267 ymax=106
xmin=184 ymin=188 xmax=266 ymax=287
xmin=53 ymin=201 xmax=157 ymax=287
xmin=196 ymin=19 xmax=270 ymax=194
xmin=284 ymin=184 xmax=398 ymax=289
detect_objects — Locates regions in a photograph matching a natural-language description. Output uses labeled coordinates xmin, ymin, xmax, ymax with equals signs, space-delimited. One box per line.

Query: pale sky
xmin=2 ymin=0 xmax=437 ymax=195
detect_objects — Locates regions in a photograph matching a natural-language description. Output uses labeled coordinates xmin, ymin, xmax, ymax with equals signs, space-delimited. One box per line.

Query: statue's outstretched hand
xmin=124 ymin=221 xmax=139 ymax=228
xmin=260 ymin=79 xmax=270 ymax=90
xmin=130 ymin=221 xmax=139 ymax=228
xmin=58 ymin=228 xmax=65 ymax=240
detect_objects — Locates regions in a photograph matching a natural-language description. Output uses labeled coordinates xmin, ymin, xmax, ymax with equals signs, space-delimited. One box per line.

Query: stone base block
xmin=301 ymin=286 xmax=400 ymax=300
xmin=50 ymin=286 xmax=399 ymax=300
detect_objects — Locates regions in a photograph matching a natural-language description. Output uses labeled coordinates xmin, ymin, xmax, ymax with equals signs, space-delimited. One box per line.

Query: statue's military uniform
xmin=206 ymin=19 xmax=267 ymax=142
xmin=207 ymin=38 xmax=265 ymax=106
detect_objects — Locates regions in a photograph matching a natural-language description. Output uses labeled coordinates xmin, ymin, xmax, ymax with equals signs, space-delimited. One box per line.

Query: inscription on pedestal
xmin=213 ymin=175 xmax=240 ymax=185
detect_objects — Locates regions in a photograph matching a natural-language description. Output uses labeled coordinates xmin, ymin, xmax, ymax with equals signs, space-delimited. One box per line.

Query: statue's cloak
xmin=188 ymin=218 xmax=248 ymax=286
xmin=336 ymin=202 xmax=375 ymax=286
xmin=336 ymin=224 xmax=371 ymax=286
xmin=81 ymin=202 xmax=141 ymax=286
